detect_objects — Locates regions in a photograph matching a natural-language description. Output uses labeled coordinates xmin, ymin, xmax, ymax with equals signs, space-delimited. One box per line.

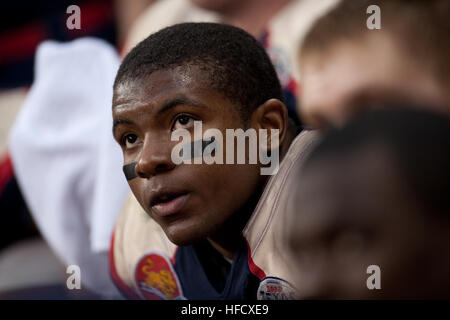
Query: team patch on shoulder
xmin=257 ymin=277 xmax=298 ymax=300
xmin=134 ymin=251 xmax=184 ymax=300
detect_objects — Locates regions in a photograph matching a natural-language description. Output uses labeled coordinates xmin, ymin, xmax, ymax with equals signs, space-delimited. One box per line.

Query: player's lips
xmin=150 ymin=190 xmax=190 ymax=217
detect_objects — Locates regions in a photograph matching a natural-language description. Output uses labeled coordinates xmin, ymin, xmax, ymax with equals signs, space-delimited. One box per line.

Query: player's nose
xmin=135 ymin=135 xmax=176 ymax=179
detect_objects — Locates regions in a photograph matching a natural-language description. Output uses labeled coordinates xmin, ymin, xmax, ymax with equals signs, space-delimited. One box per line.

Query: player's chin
xmin=162 ymin=219 xmax=209 ymax=246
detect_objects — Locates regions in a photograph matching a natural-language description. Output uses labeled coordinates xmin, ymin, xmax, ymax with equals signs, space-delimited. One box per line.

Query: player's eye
xmin=173 ymin=114 xmax=195 ymax=130
xmin=122 ymin=133 xmax=139 ymax=149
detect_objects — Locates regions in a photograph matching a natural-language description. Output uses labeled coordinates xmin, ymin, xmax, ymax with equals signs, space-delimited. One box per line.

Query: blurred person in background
xmin=1 ymin=0 xmax=157 ymax=298
xmin=282 ymin=108 xmax=450 ymax=299
xmin=297 ymin=0 xmax=450 ymax=129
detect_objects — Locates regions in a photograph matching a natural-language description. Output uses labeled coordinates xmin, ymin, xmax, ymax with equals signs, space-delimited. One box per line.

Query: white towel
xmin=9 ymin=38 xmax=129 ymax=298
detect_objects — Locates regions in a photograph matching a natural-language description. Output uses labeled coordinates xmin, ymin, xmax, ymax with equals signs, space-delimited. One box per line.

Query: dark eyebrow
xmin=156 ymin=96 xmax=207 ymax=116
xmin=112 ymin=118 xmax=134 ymax=135
xmin=112 ymin=96 xmax=207 ymax=135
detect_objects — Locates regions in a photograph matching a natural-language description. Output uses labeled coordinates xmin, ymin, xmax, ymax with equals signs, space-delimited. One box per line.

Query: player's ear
xmin=250 ymin=98 xmax=288 ymax=150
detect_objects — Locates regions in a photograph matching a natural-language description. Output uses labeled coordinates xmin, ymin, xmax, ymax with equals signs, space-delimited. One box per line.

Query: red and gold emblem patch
xmin=134 ymin=252 xmax=184 ymax=300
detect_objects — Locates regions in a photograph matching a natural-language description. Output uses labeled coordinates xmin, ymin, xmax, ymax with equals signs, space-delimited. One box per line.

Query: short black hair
xmin=114 ymin=22 xmax=284 ymax=122
xmin=305 ymin=107 xmax=450 ymax=218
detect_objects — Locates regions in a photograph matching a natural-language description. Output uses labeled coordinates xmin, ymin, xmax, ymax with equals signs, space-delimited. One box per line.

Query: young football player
xmin=109 ymin=22 xmax=304 ymax=299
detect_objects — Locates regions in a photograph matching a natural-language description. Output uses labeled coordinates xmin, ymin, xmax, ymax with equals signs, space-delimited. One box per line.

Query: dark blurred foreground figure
xmin=283 ymin=108 xmax=450 ymax=299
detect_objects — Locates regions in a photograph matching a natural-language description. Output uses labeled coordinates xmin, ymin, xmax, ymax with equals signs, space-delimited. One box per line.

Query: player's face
xmin=112 ymin=66 xmax=263 ymax=246
xmin=299 ymin=34 xmax=449 ymax=128
xmin=285 ymin=146 xmax=450 ymax=299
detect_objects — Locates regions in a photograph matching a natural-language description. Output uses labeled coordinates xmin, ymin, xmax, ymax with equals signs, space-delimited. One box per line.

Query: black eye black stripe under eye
xmin=181 ymin=138 xmax=216 ymax=159
xmin=123 ymin=162 xmax=137 ymax=181
xmin=122 ymin=138 xmax=216 ymax=180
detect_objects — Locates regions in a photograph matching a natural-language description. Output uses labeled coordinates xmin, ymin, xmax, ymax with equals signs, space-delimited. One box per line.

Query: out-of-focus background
xmin=0 ymin=0 xmax=156 ymax=299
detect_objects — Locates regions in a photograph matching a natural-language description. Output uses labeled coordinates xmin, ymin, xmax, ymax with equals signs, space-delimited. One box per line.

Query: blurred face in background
xmin=284 ymin=144 xmax=450 ymax=299
xmin=189 ymin=0 xmax=242 ymax=13
xmin=299 ymin=34 xmax=450 ymax=128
